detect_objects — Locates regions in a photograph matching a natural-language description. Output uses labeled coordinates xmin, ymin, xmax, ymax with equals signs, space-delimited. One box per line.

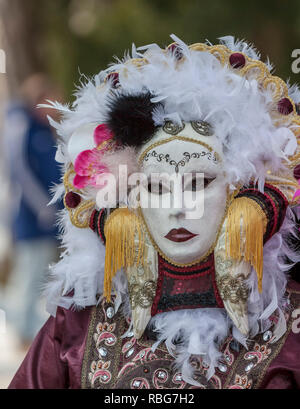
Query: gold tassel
xmin=225 ymin=197 xmax=267 ymax=293
xmin=104 ymin=207 xmax=145 ymax=301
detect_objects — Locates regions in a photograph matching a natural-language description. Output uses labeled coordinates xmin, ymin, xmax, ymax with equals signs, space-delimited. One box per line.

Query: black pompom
xmin=106 ymin=92 xmax=160 ymax=148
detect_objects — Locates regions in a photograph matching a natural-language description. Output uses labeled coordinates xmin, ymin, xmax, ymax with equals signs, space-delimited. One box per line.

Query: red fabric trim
xmin=151 ymin=253 xmax=220 ymax=316
xmin=237 ymin=187 xmax=276 ymax=242
xmin=239 ymin=183 xmax=289 ymax=240
xmin=264 ymin=183 xmax=289 ymax=208
xmin=151 ymin=256 xmax=165 ymax=316
xmin=260 ymin=192 xmax=278 ymax=239
xmin=163 ymin=267 xmax=212 ymax=280
xmin=211 ymin=258 xmax=224 ymax=308
xmin=160 ymin=254 xmax=214 ymax=273
xmin=97 ymin=209 xmax=105 ymax=243
xmin=89 ymin=209 xmax=97 ymax=231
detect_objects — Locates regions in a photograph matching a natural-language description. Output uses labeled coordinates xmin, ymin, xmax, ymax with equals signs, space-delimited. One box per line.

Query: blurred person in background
xmin=1 ymin=73 xmax=62 ymax=349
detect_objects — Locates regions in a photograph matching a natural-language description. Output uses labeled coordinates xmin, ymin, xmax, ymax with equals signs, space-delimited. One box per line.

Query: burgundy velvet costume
xmin=9 ymin=182 xmax=300 ymax=389
xmin=8 ymin=279 xmax=300 ymax=390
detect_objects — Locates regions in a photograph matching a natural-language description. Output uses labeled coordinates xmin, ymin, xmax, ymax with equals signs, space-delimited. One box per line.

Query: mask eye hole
xmin=185 ymin=176 xmax=216 ymax=191
xmin=148 ymin=181 xmax=170 ymax=195
xmin=204 ymin=177 xmax=215 ymax=189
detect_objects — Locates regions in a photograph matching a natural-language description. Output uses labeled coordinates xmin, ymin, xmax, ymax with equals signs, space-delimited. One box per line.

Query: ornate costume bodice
xmin=81 ymin=288 xmax=300 ymax=389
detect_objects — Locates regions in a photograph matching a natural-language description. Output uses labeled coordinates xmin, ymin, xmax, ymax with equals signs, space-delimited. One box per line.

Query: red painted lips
xmin=164 ymin=228 xmax=198 ymax=242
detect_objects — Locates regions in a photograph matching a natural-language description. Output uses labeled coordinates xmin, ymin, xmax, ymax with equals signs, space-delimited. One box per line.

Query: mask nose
xmin=168 ymin=206 xmax=186 ymax=221
xmin=169 ymin=193 xmax=186 ymax=220
xmin=168 ymin=187 xmax=188 ymax=220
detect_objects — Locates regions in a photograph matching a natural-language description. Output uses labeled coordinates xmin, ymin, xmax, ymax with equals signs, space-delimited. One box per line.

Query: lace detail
xmin=216 ymin=274 xmax=249 ymax=304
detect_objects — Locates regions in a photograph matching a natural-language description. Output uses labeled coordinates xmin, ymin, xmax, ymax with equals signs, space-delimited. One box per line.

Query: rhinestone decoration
xmin=191 ymin=120 xmax=213 ymax=136
xmin=202 ymin=361 xmax=209 ymax=369
xmin=126 ymin=348 xmax=135 ymax=358
xmin=98 ymin=347 xmax=108 ymax=357
xmin=175 ymin=374 xmax=182 ymax=381
xmin=132 ymin=380 xmax=141 ymax=388
xmin=263 ymin=330 xmax=273 ymax=342
xmin=101 ymin=374 xmax=109 ymax=381
xmin=126 ymin=331 xmax=134 ymax=338
xmin=163 ymin=120 xmax=185 ymax=135
xmin=129 ymin=280 xmax=156 ymax=309
xmin=218 ymin=364 xmax=228 ymax=373
xmin=106 ymin=306 xmax=115 ymax=319
xmin=157 ymin=370 xmax=167 ymax=379
xmin=245 ymin=362 xmax=254 ymax=372
xmin=124 ymin=341 xmax=132 ymax=349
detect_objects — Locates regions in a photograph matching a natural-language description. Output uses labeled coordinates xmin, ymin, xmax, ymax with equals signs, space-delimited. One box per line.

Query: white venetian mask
xmin=137 ymin=122 xmax=229 ymax=265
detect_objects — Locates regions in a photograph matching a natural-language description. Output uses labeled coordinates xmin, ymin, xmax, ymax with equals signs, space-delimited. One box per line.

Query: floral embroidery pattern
xmin=89 ymin=360 xmax=112 ymax=386
xmin=244 ymin=343 xmax=271 ymax=367
xmin=94 ymin=322 xmax=117 ymax=347
xmin=82 ymin=291 xmax=297 ymax=389
xmin=86 ymin=301 xmax=118 ymax=388
xmin=229 ymin=374 xmax=252 ymax=389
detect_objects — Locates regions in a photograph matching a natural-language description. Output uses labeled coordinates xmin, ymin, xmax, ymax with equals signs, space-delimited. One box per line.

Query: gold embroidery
xmin=81 ymin=306 xmax=97 ymax=389
xmin=81 ymin=291 xmax=299 ymax=389
xmin=191 ymin=120 xmax=214 ymax=136
xmin=216 ymin=274 xmax=249 ymax=304
xmin=126 ymin=58 xmax=148 ymax=68
xmin=63 ymin=167 xmax=80 ymax=193
xmin=128 ymin=280 xmax=157 ymax=309
xmin=70 ymin=200 xmax=95 ymax=229
xmin=163 ymin=120 xmax=185 ymax=135
xmin=125 ymin=231 xmax=158 ymax=339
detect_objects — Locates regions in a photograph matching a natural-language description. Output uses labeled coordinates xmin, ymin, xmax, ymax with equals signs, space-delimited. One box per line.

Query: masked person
xmin=9 ymin=35 xmax=300 ymax=389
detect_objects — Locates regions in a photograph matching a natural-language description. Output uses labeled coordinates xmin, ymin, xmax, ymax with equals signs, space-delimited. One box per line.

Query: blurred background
xmin=0 ymin=0 xmax=299 ymax=389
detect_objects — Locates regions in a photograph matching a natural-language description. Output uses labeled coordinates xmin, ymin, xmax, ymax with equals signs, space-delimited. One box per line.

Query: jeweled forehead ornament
xmin=138 ymin=121 xmax=222 ymax=167
xmin=162 ymin=120 xmax=213 ymax=136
